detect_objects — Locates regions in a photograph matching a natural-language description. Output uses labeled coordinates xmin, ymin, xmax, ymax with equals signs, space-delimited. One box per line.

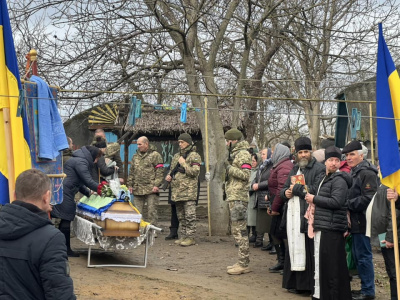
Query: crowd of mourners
xmin=241 ymin=135 xmax=398 ymax=300
xmin=1 ymin=127 xmax=399 ymax=300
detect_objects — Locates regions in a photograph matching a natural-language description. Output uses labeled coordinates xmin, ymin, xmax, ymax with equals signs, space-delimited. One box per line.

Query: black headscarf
xmin=85 ymin=145 xmax=100 ymax=162
xmin=93 ymin=136 xmax=107 ymax=148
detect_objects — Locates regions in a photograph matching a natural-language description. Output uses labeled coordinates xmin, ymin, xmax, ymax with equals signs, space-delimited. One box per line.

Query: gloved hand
xmin=292 ymin=183 xmax=306 ymax=198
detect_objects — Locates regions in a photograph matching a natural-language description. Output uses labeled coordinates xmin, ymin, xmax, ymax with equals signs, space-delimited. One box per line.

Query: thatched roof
xmin=63 ymin=102 xmax=243 ymax=137
xmin=124 ymin=107 xmax=243 ymax=136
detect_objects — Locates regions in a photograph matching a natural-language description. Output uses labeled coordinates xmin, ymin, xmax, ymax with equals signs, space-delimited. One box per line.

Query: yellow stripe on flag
xmin=388 ymin=71 xmax=400 ymax=141
xmin=0 ymin=24 xmax=31 ymax=186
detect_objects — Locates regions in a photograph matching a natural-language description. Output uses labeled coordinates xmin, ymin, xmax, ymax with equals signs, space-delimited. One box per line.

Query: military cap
xmin=342 ymin=140 xmax=362 ymax=154
xmin=225 ymin=128 xmax=242 ymax=141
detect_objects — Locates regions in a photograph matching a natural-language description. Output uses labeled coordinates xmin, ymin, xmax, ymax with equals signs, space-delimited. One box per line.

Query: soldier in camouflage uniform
xmin=92 ymin=129 xmax=124 ymax=182
xmin=224 ymin=128 xmax=252 ymax=275
xmin=127 ymin=136 xmax=164 ymax=226
xmin=165 ymin=133 xmax=201 ymax=247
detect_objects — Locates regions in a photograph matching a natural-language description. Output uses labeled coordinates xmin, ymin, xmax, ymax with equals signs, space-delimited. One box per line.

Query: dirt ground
xmin=69 ymin=217 xmax=391 ymax=300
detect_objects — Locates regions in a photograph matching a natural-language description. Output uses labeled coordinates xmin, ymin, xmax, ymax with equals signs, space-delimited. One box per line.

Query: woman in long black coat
xmin=51 ymin=145 xmax=101 ymax=257
xmin=252 ymin=148 xmax=273 ymax=248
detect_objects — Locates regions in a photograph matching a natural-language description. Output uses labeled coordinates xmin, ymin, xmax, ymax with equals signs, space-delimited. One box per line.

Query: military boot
xmin=227 ymin=263 xmax=240 ymax=270
xmin=180 ymin=237 xmax=196 ymax=247
xmin=227 ymin=264 xmax=251 ymax=275
xmin=174 ymin=237 xmax=185 ymax=244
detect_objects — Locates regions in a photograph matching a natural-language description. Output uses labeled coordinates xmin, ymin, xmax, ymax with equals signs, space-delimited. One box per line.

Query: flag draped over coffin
xmin=0 ymin=0 xmax=31 ymax=204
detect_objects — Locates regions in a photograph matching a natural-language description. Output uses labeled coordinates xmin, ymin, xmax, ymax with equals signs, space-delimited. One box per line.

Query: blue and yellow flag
xmin=376 ymin=23 xmax=400 ymax=191
xmin=0 ymin=0 xmax=31 ymax=204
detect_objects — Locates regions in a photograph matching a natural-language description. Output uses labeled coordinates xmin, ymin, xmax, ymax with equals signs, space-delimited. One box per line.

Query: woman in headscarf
xmin=267 ymin=143 xmax=294 ymax=273
xmin=248 ymin=153 xmax=262 ymax=242
xmin=51 ymin=145 xmax=102 ymax=257
xmin=252 ymin=148 xmax=273 ymax=249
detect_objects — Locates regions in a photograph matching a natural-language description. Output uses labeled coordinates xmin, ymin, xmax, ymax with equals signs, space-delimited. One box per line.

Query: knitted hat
xmin=342 ymin=140 xmax=362 ymax=154
xmin=93 ymin=136 xmax=107 ymax=149
xmin=325 ymin=146 xmax=341 ymax=160
xmin=178 ymin=133 xmax=192 ymax=145
xmin=294 ymin=137 xmax=312 ymax=152
xmin=225 ymin=128 xmax=243 ymax=141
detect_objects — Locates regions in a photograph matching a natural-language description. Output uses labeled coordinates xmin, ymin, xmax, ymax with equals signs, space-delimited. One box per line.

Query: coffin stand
xmin=74 ymin=201 xmax=161 ymax=268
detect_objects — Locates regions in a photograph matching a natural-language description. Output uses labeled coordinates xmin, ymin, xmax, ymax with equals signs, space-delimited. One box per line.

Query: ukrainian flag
xmin=376 ymin=23 xmax=400 ymax=190
xmin=0 ymin=0 xmax=31 ymax=204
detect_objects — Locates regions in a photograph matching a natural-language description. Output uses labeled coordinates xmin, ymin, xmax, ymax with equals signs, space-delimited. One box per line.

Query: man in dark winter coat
xmin=305 ymin=146 xmax=352 ymax=299
xmin=280 ymin=137 xmax=325 ymax=294
xmin=343 ymin=140 xmax=378 ymax=300
xmin=51 ymin=145 xmax=102 ymax=257
xmin=0 ymin=169 xmax=76 ymax=299
xmin=368 ymin=185 xmax=400 ymax=300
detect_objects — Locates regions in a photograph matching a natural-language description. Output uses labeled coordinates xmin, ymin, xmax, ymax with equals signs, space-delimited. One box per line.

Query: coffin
xmin=93 ymin=202 xmax=140 ymax=233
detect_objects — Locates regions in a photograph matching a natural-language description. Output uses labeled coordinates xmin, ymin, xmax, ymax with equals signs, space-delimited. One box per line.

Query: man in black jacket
xmin=280 ymin=137 xmax=325 ymax=295
xmin=0 ymin=169 xmax=76 ymax=299
xmin=368 ymin=185 xmax=400 ymax=300
xmin=343 ymin=140 xmax=378 ymax=300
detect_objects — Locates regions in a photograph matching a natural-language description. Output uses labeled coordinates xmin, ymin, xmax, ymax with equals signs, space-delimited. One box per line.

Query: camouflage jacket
xmin=91 ymin=137 xmax=124 ymax=177
xmin=62 ymin=149 xmax=73 ymax=164
xmin=127 ymin=144 xmax=164 ymax=196
xmin=225 ymin=140 xmax=251 ymax=201
xmin=170 ymin=146 xmax=201 ymax=202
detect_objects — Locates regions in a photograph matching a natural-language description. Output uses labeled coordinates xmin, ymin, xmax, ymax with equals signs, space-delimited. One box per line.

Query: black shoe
xmin=67 ymin=249 xmax=80 ymax=257
xmin=351 ymin=290 xmax=362 ymax=295
xmin=253 ymin=241 xmax=263 ymax=248
xmin=165 ymin=228 xmax=178 ymax=240
xmin=249 ymin=234 xmax=256 ymax=243
xmin=287 ymin=289 xmax=309 ymax=295
xmin=352 ymin=294 xmax=375 ymax=300
xmin=261 ymin=242 xmax=273 ymax=251
xmin=269 ymin=246 xmax=277 ymax=255
xmin=269 ymin=263 xmax=284 ymax=273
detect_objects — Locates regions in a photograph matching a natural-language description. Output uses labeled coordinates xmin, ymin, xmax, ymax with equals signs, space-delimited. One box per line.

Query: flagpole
xmin=3 ymin=107 xmax=15 ymax=203
xmin=389 ymin=198 xmax=400 ymax=300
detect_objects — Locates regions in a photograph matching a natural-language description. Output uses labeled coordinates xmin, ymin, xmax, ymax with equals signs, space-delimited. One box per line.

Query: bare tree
xmin=9 ymin=0 xmax=400 ymax=233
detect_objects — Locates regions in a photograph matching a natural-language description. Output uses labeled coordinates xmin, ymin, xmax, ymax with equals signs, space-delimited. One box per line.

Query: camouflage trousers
xmin=229 ymin=201 xmax=249 ymax=267
xmin=176 ymin=200 xmax=196 ymax=238
xmin=134 ymin=193 xmax=159 ymax=225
